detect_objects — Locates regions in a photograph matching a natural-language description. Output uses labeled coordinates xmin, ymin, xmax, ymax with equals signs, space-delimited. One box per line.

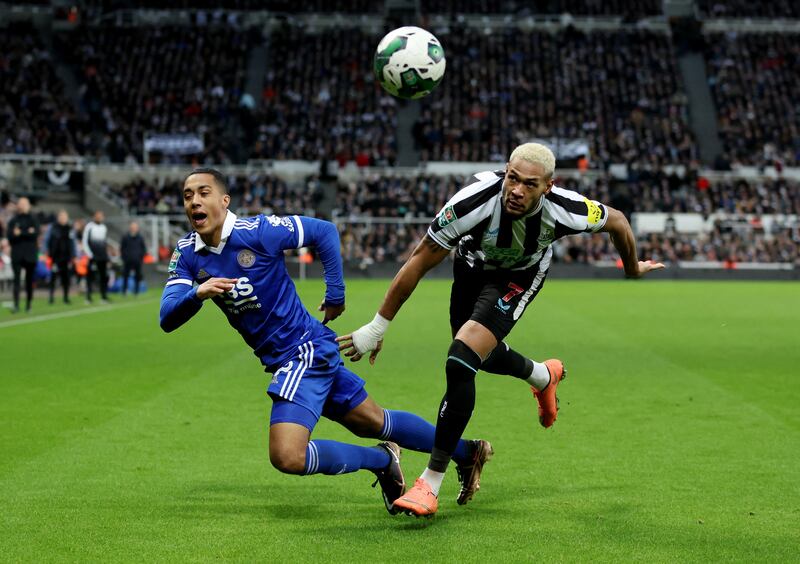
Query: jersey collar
xmin=195 ymin=210 xmax=237 ymax=254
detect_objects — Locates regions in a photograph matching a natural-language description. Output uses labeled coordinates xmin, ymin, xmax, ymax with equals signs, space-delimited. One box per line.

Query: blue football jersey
xmin=161 ymin=211 xmax=345 ymax=370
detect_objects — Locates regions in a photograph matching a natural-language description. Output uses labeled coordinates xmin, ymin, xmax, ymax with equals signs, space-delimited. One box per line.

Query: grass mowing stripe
xmin=1 ymin=280 xmax=797 ymax=561
xmin=0 ymin=298 xmax=158 ymax=329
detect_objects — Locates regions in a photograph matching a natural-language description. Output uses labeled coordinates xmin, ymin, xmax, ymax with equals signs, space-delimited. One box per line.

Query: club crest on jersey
xmin=538 ymin=225 xmax=554 ymax=246
xmin=237 ymin=249 xmax=256 ymax=268
xmin=168 ymin=250 xmax=181 ymax=272
xmin=196 ymin=269 xmax=210 ymax=280
xmin=438 ymin=205 xmax=457 ymax=227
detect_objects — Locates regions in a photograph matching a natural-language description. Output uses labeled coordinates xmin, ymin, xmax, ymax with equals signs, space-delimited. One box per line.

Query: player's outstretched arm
xmin=336 ymin=235 xmax=450 ymax=364
xmin=160 ymin=277 xmax=236 ymax=332
xmin=291 ymin=217 xmax=346 ymax=324
xmin=601 ymin=207 xmax=665 ymax=278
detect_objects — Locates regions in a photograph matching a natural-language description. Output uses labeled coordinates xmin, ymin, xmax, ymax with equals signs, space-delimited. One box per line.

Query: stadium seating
xmin=414 ymin=27 xmax=696 ymax=168
xmin=57 ymin=25 xmax=251 ymax=163
xmin=697 ymin=0 xmax=800 ymax=18
xmin=705 ymin=32 xmax=800 ymax=167
xmin=102 ymin=173 xmax=317 ymax=216
xmin=333 ymin=173 xmax=800 ymax=264
xmin=0 ymin=24 xmax=87 ymax=156
xmin=250 ymin=25 xmax=398 ymax=166
xmin=420 ymin=0 xmax=660 ymax=17
xmin=82 ymin=0 xmax=381 ymax=13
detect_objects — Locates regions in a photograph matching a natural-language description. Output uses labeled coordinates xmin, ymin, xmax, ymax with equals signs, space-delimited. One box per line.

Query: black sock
xmin=430 ymin=340 xmax=482 ymax=472
xmin=481 ymin=341 xmax=532 ymax=380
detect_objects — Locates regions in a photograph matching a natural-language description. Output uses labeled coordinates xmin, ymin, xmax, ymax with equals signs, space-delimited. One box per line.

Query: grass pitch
xmin=1 ymin=280 xmax=798 ymax=562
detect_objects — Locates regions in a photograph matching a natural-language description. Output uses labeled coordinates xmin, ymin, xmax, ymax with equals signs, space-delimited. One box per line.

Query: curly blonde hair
xmin=508 ymin=143 xmax=556 ymax=178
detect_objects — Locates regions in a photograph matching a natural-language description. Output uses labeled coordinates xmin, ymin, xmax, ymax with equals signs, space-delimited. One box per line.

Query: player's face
xmin=183 ymin=173 xmax=230 ymax=244
xmin=502 ymin=159 xmax=554 ymax=217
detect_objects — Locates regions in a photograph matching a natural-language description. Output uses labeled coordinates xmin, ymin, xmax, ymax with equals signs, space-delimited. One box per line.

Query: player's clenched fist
xmin=196 ymin=277 xmax=238 ymax=300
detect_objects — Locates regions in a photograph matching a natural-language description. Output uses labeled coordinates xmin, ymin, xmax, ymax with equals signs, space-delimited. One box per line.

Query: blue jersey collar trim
xmin=195 ymin=210 xmax=238 ymax=254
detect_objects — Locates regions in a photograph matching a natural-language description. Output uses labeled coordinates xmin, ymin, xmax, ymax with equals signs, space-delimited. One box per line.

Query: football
xmin=373 ymin=26 xmax=446 ymax=99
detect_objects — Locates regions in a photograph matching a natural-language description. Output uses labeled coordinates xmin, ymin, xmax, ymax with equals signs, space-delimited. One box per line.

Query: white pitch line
xmin=0 ymin=298 xmax=158 ymax=329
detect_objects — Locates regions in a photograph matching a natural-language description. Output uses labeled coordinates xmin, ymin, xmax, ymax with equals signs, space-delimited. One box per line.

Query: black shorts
xmin=449 ymin=258 xmax=550 ymax=341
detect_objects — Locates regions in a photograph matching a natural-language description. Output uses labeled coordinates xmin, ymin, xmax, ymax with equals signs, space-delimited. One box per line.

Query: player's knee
xmin=269 ymin=444 xmax=306 ymax=475
xmin=445 ymin=339 xmax=481 ymax=385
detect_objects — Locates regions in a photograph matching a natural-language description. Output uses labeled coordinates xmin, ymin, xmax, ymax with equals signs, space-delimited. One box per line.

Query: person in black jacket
xmin=47 ymin=210 xmax=76 ymax=304
xmin=8 ymin=197 xmax=39 ymax=313
xmin=120 ymin=221 xmax=146 ymax=296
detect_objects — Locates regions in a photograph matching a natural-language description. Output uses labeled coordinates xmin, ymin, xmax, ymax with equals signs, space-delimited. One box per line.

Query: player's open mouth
xmin=506 ymin=200 xmax=524 ymax=212
xmin=192 ymin=212 xmax=208 ymax=227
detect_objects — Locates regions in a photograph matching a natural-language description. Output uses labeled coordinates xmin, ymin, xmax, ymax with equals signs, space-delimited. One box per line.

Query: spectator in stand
xmin=706 ymin=32 xmax=800 ymax=167
xmin=251 ymin=25 xmax=397 ymax=165
xmin=0 ymin=24 xmax=86 ymax=156
xmin=7 ymin=197 xmax=39 ymax=313
xmin=46 ymin=209 xmax=77 ymax=304
xmin=415 ymin=27 xmax=695 ymax=168
xmin=59 ymin=25 xmax=250 ymax=164
xmin=82 ymin=210 xmax=110 ymax=303
xmin=120 ymin=221 xmax=146 ymax=297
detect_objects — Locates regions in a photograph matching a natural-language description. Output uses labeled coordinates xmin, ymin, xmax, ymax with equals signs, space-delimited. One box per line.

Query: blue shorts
xmin=266 ymin=330 xmax=368 ymax=432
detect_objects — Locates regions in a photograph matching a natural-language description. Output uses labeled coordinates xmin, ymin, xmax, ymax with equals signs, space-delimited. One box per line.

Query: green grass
xmin=1 ymin=280 xmax=799 ymax=562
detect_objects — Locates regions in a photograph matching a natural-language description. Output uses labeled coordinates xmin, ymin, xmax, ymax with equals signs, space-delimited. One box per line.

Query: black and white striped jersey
xmin=427 ymin=170 xmax=609 ymax=271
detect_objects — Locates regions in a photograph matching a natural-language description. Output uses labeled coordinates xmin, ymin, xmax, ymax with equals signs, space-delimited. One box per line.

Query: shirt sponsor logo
xmin=237 ymin=249 xmax=256 ymax=268
xmin=482 ymin=246 xmax=522 ymax=261
xmin=437 ymin=205 xmax=457 ymax=227
xmin=221 ymin=277 xmax=260 ymax=314
xmin=168 ymin=250 xmax=181 ymax=272
xmin=584 ymin=198 xmax=602 ymax=225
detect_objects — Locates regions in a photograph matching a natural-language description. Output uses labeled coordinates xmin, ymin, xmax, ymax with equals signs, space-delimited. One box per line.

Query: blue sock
xmin=379 ymin=409 xmax=471 ymax=462
xmin=303 ymin=440 xmax=390 ymax=476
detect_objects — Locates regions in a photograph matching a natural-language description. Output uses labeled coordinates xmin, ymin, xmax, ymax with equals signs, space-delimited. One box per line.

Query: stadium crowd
xmin=0 ymin=24 xmax=87 ymax=156
xmin=333 ymin=172 xmax=800 ymax=266
xmin=82 ymin=0 xmax=381 ymax=14
xmin=414 ymin=27 xmax=696 ymax=168
xmin=57 ymin=25 xmax=251 ymax=164
xmin=420 ymin=0 xmax=661 ymax=17
xmin=706 ymin=32 xmax=800 ymax=168
xmin=250 ymin=25 xmax=398 ymax=166
xmin=101 ymin=172 xmax=320 ymax=216
xmin=698 ymin=0 xmax=800 ymax=18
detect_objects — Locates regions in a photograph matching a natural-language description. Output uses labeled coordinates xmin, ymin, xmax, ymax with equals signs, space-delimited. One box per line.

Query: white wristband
xmin=351 ymin=313 xmax=391 ymax=354
xmin=371 ymin=313 xmax=390 ymax=333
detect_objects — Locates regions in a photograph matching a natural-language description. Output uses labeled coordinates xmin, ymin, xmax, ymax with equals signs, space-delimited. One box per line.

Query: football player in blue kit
xmin=160 ymin=168 xmax=493 ymax=513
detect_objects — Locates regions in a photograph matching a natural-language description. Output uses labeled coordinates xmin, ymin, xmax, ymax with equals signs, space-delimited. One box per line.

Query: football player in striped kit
xmin=338 ymin=143 xmax=664 ymax=517
xmin=159 ymin=168 xmax=490 ymax=515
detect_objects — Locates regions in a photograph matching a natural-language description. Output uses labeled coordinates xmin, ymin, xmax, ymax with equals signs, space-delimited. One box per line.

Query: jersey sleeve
xmin=258 ymin=214 xmax=303 ymax=254
xmin=165 ymin=244 xmax=195 ymax=288
xmin=260 ymin=214 xmax=345 ymax=305
xmin=546 ymin=187 xmax=609 ymax=234
xmin=427 ymin=175 xmax=500 ymax=250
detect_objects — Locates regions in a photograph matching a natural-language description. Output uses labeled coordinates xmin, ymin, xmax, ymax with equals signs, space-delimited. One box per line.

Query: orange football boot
xmin=393 ymin=478 xmax=439 ymax=517
xmin=532 ymin=359 xmax=567 ymax=428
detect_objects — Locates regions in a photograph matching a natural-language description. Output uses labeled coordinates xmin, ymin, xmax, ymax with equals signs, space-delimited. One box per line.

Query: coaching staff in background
xmin=8 ymin=197 xmax=39 ymax=313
